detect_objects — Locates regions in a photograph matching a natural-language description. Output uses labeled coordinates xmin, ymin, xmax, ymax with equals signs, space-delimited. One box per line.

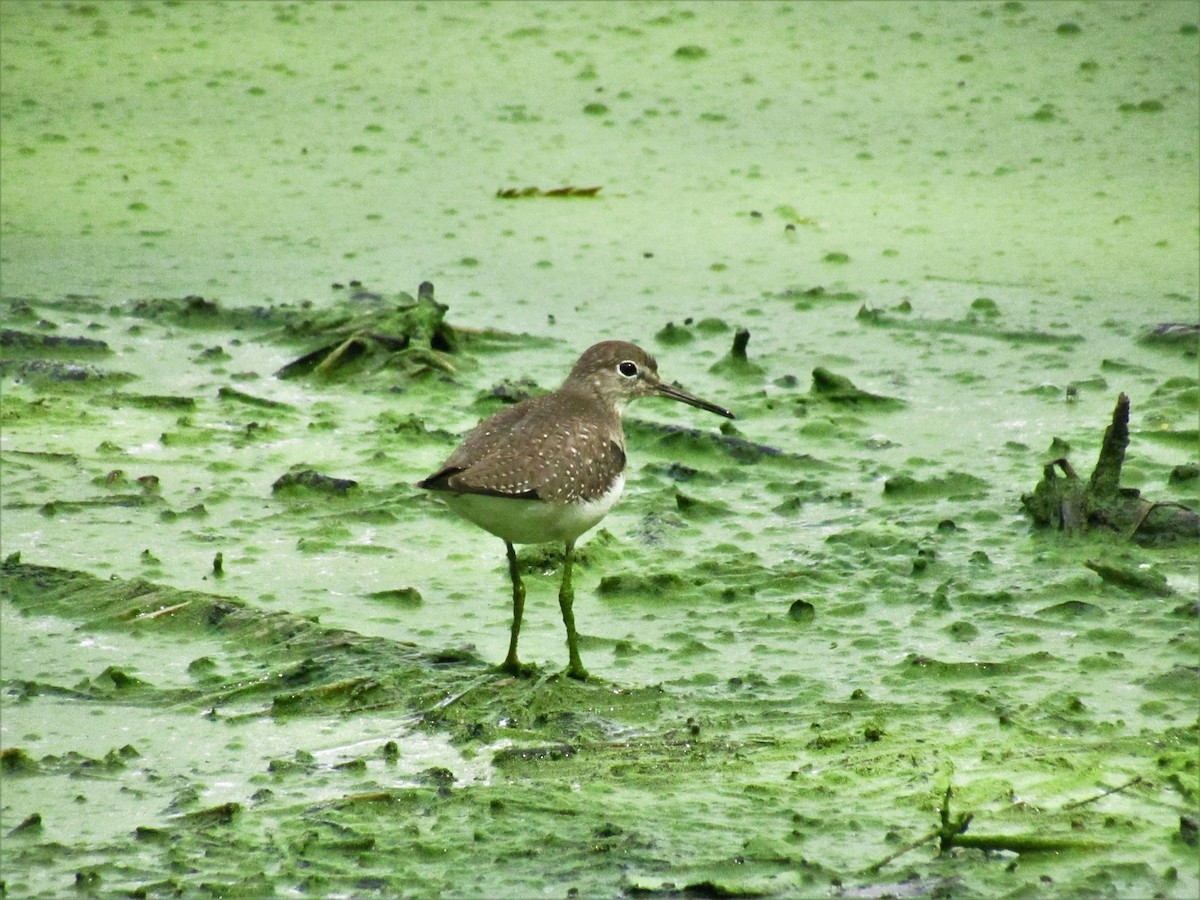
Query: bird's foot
xmin=564 ymin=663 xmax=591 ymax=682
xmin=493 ymin=658 xmax=537 ymax=679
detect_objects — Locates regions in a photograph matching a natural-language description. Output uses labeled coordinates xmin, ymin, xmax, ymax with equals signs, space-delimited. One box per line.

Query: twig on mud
xmin=137 ymin=601 xmax=192 ymax=619
xmin=426 ymin=673 xmax=500 ymax=714
xmin=861 ymin=829 xmax=941 ymax=874
xmin=863 ymin=785 xmax=1109 ymax=873
xmin=1061 ymin=775 xmax=1145 ymax=810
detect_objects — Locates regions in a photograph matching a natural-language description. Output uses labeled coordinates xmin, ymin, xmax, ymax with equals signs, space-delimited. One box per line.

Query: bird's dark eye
xmin=618 ymin=361 xmax=639 ymax=378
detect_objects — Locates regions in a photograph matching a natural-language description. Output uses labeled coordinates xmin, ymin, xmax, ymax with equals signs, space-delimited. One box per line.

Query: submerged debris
xmin=810 ymin=367 xmax=906 ymax=408
xmin=216 ymin=386 xmax=295 ymax=410
xmin=1083 ymin=559 xmax=1173 ymax=596
xmin=272 ymin=468 xmax=359 ymax=496
xmin=273 ymin=281 xmax=459 ymax=380
xmin=0 ymin=557 xmax=482 ymax=721
xmin=709 ymin=328 xmax=766 ymax=378
xmin=131 ymin=294 xmax=224 ymax=325
xmin=654 ymin=321 xmax=694 ymax=345
xmin=175 ymin=802 xmax=241 ymax=827
xmin=7 ymin=813 xmax=43 ymax=836
xmin=857 ymin=304 xmax=1084 ymax=345
xmin=884 ymin=472 xmax=988 ymax=499
xmin=495 ymin=185 xmax=602 ymax=199
xmin=1137 ymin=323 xmax=1199 ymax=353
xmin=1022 ymin=393 xmax=1200 ymax=544
xmin=863 ymin=785 xmax=1107 ymax=874
xmin=1 ymin=329 xmax=110 ymax=356
xmin=775 ymin=284 xmax=864 ymax=310
xmin=103 ymin=392 xmax=196 ymax=410
xmin=0 ymin=359 xmax=134 ymax=386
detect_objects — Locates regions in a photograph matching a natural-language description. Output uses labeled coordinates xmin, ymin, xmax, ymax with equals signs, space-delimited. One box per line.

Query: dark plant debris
xmin=495 ymin=186 xmax=602 ymax=199
xmin=1022 ymin=393 xmax=1200 ymax=544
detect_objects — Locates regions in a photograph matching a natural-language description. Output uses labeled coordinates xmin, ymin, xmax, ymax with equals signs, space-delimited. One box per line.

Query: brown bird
xmin=417 ymin=340 xmax=734 ymax=679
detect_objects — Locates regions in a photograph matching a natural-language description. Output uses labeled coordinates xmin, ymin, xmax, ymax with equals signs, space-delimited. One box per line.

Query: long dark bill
xmin=656 ymin=383 xmax=735 ymax=419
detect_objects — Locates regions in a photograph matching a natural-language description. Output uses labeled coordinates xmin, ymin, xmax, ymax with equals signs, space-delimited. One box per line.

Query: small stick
xmin=138 ymin=601 xmax=191 ymax=619
xmin=861 ymin=829 xmax=940 ymax=874
xmin=1062 ymin=775 xmax=1144 ymax=810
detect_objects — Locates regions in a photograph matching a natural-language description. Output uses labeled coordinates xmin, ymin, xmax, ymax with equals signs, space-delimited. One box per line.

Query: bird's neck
xmin=557 ymin=380 xmax=626 ymax=427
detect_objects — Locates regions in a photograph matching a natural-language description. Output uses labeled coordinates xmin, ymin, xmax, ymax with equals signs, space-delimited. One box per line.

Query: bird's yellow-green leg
xmin=557 ymin=540 xmax=589 ymax=680
xmin=497 ymin=541 xmax=531 ymax=677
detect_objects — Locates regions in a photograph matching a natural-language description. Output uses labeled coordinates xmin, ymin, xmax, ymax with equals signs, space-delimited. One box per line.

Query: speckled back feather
xmin=418 ymin=390 xmax=626 ymax=504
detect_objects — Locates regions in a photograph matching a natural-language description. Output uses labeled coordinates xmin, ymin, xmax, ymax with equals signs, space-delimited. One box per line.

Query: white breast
xmin=445 ymin=474 xmax=625 ymax=545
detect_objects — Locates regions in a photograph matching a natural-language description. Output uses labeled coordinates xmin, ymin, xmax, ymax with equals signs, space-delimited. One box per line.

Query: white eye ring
xmin=617 ymin=360 xmax=639 ymax=378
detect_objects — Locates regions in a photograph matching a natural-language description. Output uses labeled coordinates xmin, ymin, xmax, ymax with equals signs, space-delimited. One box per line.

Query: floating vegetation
xmin=495 ymin=185 xmax=602 ymax=199
xmin=773 ymin=285 xmax=864 ymax=311
xmin=102 ymin=392 xmax=196 ymax=410
xmin=1117 ymin=99 xmax=1166 ymax=113
xmin=1137 ymin=322 xmax=1199 ymax=353
xmin=216 ymin=386 xmax=295 ymax=410
xmin=271 ymin=468 xmax=359 ymax=496
xmin=0 ymin=557 xmax=480 ymax=719
xmin=0 ymin=329 xmax=110 ymax=357
xmin=272 ymin=282 xmax=460 ymax=380
xmin=883 ymin=471 xmax=989 ymax=499
xmin=857 ymin=304 xmax=1085 ymax=344
xmin=810 ymin=367 xmax=906 ymax=408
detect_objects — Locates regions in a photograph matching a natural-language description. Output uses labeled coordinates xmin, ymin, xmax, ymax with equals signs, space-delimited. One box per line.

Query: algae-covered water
xmin=2 ymin=2 xmax=1198 ymax=897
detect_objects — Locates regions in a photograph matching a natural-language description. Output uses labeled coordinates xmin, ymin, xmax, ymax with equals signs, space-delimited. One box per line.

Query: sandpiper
xmin=417 ymin=340 xmax=734 ymax=680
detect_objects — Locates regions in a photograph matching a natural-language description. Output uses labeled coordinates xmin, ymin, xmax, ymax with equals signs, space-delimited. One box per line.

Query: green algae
xmin=2 ymin=1 xmax=1198 ymax=896
xmin=271 ymin=468 xmax=360 ymax=497
xmin=810 ymin=367 xmax=907 ymax=408
xmin=0 ymin=359 xmax=136 ymax=387
xmin=5 ymin=543 xmax=1194 ymax=896
xmin=0 ymin=329 xmax=110 ymax=357
xmin=884 ymin=472 xmax=990 ymax=499
xmin=1084 ymin=559 xmax=1174 ymax=596
xmin=857 ymin=305 xmax=1086 ymax=346
xmin=216 ymin=386 xmax=295 ymax=411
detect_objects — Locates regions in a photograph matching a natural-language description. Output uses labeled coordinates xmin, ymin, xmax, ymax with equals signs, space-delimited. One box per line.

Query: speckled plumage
xmin=416 ymin=340 xmax=733 ymax=679
xmin=423 ymin=387 xmax=626 ymax=506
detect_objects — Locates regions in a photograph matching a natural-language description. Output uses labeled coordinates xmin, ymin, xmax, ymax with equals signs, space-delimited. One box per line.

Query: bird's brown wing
xmin=417 ymin=398 xmax=624 ymax=504
xmin=417 ymin=401 xmax=541 ymax=497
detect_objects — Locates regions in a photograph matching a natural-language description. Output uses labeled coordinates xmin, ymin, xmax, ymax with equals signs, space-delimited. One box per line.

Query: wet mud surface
xmin=2 ymin=2 xmax=1198 ymax=897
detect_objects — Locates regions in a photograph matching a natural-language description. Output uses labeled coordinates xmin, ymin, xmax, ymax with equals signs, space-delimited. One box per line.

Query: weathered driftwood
xmin=1021 ymin=393 xmax=1199 ymax=545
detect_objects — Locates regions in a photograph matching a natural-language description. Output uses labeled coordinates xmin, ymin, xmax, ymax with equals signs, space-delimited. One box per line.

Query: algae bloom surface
xmin=1 ymin=2 xmax=1197 ymax=896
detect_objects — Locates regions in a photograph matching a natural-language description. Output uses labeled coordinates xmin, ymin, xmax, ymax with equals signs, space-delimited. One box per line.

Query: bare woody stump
xmin=1021 ymin=393 xmax=1199 ymax=546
